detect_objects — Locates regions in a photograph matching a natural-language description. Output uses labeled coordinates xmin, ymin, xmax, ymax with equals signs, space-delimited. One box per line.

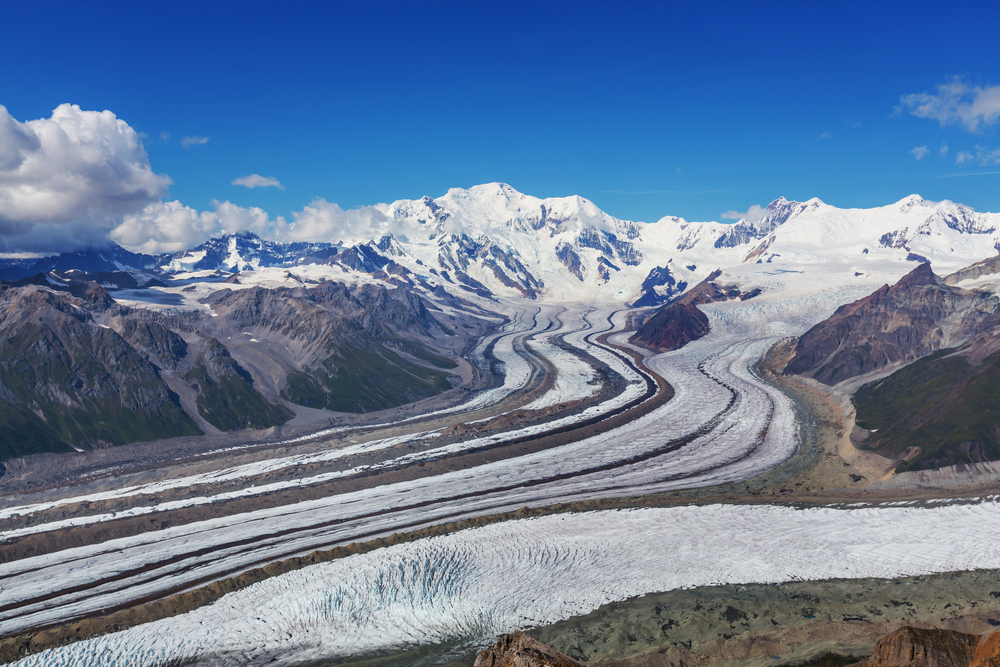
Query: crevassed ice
xmin=17 ymin=501 xmax=1000 ymax=667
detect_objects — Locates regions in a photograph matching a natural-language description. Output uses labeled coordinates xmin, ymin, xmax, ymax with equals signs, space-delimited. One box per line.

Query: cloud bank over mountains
xmin=111 ymin=198 xmax=392 ymax=254
xmin=0 ymin=104 xmax=170 ymax=253
xmin=2 ymin=94 xmax=1000 ymax=257
xmin=0 ymin=103 xmax=394 ymax=255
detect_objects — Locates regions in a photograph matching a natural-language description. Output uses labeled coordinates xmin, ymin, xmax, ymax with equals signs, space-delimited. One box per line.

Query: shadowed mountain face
xmin=852 ymin=345 xmax=1000 ymax=472
xmin=785 ymin=263 xmax=999 ymax=385
xmin=0 ymin=285 xmax=202 ymax=459
xmin=0 ymin=276 xmax=466 ymax=461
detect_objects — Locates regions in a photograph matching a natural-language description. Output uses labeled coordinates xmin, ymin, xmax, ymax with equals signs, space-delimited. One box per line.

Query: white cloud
xmin=109 ymin=194 xmax=401 ymax=254
xmin=112 ymin=200 xmax=282 ymax=254
xmin=160 ymin=132 xmax=170 ymax=144
xmin=232 ymin=174 xmax=284 ymax=190
xmin=953 ymin=146 xmax=1000 ymax=167
xmin=818 ymin=131 xmax=831 ymax=140
xmin=721 ymin=204 xmax=766 ymax=225
xmin=181 ymin=135 xmax=210 ymax=148
xmin=0 ymin=103 xmax=170 ymax=253
xmin=911 ymin=145 xmax=929 ymax=160
xmin=285 ymin=199 xmax=392 ymax=245
xmin=940 ymin=143 xmax=949 ymax=155
xmin=900 ymin=78 xmax=1000 ymax=133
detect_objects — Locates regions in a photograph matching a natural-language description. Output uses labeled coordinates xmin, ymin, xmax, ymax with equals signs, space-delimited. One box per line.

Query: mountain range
xmin=4 ymin=184 xmax=999 ymax=307
xmin=4 ymin=183 xmax=1000 ymax=470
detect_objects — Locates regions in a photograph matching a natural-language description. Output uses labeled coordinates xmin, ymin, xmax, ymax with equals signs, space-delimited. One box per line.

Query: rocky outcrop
xmin=629 ymin=270 xmax=757 ymax=352
xmin=474 ymin=631 xmax=587 ymax=667
xmin=555 ymin=242 xmax=585 ymax=281
xmin=944 ymin=254 xmax=1000 ymax=286
xmin=971 ymin=632 xmax=1000 ymax=667
xmin=851 ymin=627 xmax=980 ymax=667
xmin=785 ymin=262 xmax=998 ymax=385
xmin=631 ymin=264 xmax=688 ymax=308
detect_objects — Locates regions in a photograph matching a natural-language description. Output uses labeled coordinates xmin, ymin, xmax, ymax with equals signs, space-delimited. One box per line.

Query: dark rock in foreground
xmin=851 ymin=627 xmax=979 ymax=667
xmin=475 ymin=631 xmax=587 ymax=667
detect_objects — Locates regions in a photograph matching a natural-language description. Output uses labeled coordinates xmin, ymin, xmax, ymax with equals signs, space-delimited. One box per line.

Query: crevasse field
xmin=16 ymin=501 xmax=1000 ymax=667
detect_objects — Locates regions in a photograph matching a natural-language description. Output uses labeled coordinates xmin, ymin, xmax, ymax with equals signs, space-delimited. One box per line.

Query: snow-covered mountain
xmin=363 ymin=184 xmax=1000 ymax=306
xmin=6 ymin=184 xmax=1000 ymax=307
xmin=156 ymin=232 xmax=338 ymax=273
xmin=0 ymin=245 xmax=163 ymax=281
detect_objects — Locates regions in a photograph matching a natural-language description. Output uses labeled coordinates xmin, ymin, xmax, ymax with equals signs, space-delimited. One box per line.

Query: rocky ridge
xmin=783 ymin=258 xmax=1000 ymax=472
xmin=628 ymin=270 xmax=760 ymax=352
xmin=0 ymin=272 xmax=479 ymax=460
xmin=785 ymin=262 xmax=999 ymax=386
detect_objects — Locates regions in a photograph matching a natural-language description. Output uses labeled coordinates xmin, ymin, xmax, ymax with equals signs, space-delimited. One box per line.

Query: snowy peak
xmin=715 ymin=197 xmax=817 ymax=249
xmin=5 ymin=185 xmax=1000 ymax=309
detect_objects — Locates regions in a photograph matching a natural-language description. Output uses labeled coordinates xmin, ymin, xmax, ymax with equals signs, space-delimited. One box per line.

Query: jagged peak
xmin=891 ymin=260 xmax=938 ymax=290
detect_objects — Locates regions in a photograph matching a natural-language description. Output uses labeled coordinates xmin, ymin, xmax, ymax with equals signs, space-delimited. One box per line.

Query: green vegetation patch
xmin=853 ymin=348 xmax=1000 ymax=472
xmin=0 ymin=400 xmax=75 ymax=460
xmin=283 ymin=342 xmax=453 ymax=413
xmin=184 ymin=361 xmax=293 ymax=431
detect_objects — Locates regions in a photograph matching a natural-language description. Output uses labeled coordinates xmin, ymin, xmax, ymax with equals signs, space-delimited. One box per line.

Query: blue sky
xmin=1 ymin=0 xmax=999 ymax=253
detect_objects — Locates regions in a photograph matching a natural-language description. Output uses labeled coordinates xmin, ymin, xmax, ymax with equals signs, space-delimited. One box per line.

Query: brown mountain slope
xmin=0 ymin=276 xmax=474 ymax=460
xmin=785 ymin=262 xmax=998 ymax=385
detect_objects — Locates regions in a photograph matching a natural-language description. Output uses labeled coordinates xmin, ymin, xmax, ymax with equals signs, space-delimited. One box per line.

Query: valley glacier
xmin=5 ymin=185 xmax=1000 ymax=666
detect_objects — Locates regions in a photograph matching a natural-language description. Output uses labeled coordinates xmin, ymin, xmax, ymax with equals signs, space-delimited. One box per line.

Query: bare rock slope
xmin=475 ymin=631 xmax=587 ymax=667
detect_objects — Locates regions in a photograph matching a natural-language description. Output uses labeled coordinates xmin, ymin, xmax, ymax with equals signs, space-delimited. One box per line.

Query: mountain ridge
xmin=4 ymin=186 xmax=1000 ymax=307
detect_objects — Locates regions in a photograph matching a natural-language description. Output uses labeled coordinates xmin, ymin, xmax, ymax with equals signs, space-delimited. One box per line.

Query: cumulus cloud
xmin=232 ymin=174 xmax=284 ymax=190
xmin=284 ymin=199 xmax=393 ymax=245
xmin=899 ymin=78 xmax=1000 ymax=133
xmin=0 ymin=103 xmax=170 ymax=253
xmin=818 ymin=131 xmax=831 ymax=140
xmin=110 ymin=197 xmax=397 ymax=254
xmin=940 ymin=143 xmax=949 ymax=155
xmin=721 ymin=204 xmax=766 ymax=225
xmin=160 ymin=132 xmax=170 ymax=144
xmin=112 ymin=200 xmax=282 ymax=254
xmin=181 ymin=135 xmax=210 ymax=148
xmin=952 ymin=145 xmax=1000 ymax=167
xmin=911 ymin=145 xmax=929 ymax=160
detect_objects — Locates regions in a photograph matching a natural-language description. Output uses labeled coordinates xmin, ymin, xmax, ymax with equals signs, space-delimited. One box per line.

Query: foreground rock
xmin=851 ymin=627 xmax=980 ymax=667
xmin=475 ymin=631 xmax=587 ymax=667
xmin=971 ymin=632 xmax=1000 ymax=667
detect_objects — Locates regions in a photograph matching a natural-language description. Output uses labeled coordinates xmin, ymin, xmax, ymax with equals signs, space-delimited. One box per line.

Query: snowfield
xmin=14 ymin=500 xmax=1000 ymax=667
